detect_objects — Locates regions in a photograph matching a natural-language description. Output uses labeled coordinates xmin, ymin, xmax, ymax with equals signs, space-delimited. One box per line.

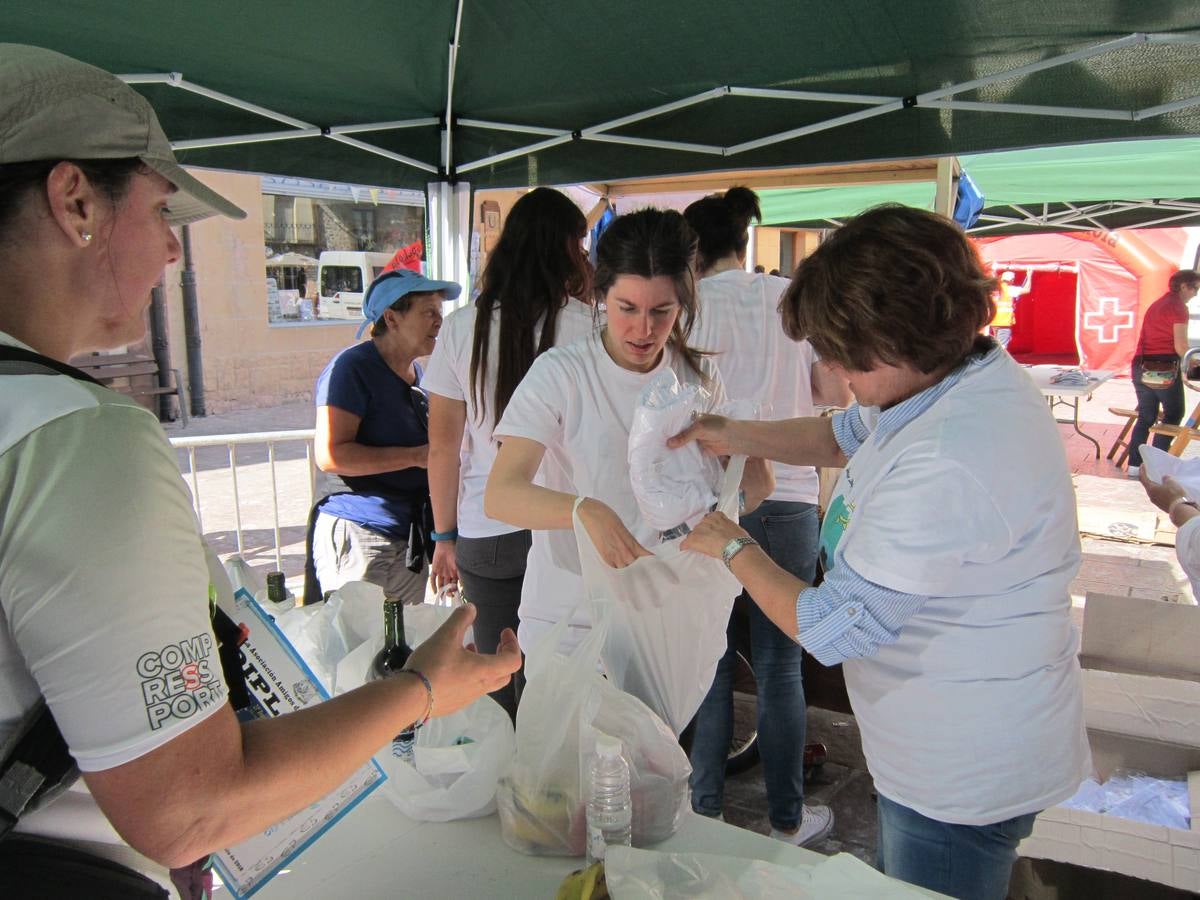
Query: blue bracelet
xmin=430 ymin=528 xmax=458 ymax=542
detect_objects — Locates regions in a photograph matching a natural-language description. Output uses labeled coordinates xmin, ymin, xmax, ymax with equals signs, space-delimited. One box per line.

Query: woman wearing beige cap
xmin=0 ymin=45 xmax=519 ymax=897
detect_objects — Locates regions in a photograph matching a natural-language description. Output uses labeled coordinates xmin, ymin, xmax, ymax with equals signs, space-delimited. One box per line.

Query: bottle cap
xmin=266 ymin=571 xmax=286 ymax=602
xmin=595 ymin=732 xmax=622 ymax=758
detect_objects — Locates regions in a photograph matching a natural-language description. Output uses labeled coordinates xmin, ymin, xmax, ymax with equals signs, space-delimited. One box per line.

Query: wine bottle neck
xmin=382 ymin=599 xmax=406 ymax=650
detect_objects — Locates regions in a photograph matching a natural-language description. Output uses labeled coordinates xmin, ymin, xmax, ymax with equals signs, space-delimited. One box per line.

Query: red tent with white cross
xmin=974 ymin=229 xmax=1193 ymax=372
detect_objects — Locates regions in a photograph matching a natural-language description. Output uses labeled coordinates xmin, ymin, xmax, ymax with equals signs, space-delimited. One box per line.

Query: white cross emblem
xmin=1082 ymin=296 xmax=1135 ymax=344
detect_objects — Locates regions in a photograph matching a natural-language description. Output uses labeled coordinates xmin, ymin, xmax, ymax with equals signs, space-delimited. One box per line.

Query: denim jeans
xmin=456 ymin=530 xmax=532 ymax=721
xmin=1129 ymin=358 xmax=1184 ymax=467
xmin=689 ymin=500 xmax=819 ymax=831
xmin=876 ymin=793 xmax=1038 ymax=900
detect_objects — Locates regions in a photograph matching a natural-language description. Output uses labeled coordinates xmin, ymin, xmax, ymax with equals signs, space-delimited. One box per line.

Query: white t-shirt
xmin=421 ymin=299 xmax=598 ymax=538
xmin=1176 ymin=516 xmax=1200 ymax=600
xmin=820 ymin=348 xmax=1090 ymax=825
xmin=493 ymin=332 xmax=724 ymax=648
xmin=691 ymin=270 xmax=820 ymax=503
xmin=0 ymin=332 xmax=226 ymax=881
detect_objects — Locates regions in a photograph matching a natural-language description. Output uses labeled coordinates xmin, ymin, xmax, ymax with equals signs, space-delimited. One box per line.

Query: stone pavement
xmin=163 ymin=374 xmax=1198 ymax=886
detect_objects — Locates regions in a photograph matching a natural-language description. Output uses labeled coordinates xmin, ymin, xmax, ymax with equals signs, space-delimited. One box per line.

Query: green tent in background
xmin=759 ymin=138 xmax=1200 ymax=233
xmin=2 ymin=2 xmax=1199 ymax=191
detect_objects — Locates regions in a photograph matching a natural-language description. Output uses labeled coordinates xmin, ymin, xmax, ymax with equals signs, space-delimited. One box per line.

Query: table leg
xmin=1046 ymin=396 xmax=1101 ymax=459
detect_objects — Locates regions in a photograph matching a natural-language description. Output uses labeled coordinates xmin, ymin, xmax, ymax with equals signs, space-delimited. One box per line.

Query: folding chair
xmin=1149 ymin=400 xmax=1200 ymax=457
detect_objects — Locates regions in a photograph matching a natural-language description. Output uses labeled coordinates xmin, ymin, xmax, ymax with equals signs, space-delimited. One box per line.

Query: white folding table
xmin=1026 ymin=366 xmax=1114 ymax=458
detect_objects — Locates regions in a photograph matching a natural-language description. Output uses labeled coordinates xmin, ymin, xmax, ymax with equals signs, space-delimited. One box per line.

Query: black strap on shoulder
xmin=0 ymin=701 xmax=77 ymax=840
xmin=0 ymin=345 xmax=92 ymax=839
xmin=0 ymin=345 xmax=103 ymax=385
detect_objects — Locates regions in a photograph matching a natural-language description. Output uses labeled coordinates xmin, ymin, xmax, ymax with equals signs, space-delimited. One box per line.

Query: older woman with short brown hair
xmin=672 ymin=205 xmax=1089 ymax=900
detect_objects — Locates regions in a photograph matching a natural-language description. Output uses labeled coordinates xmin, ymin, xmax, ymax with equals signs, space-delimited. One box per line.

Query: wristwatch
xmin=721 ymin=536 xmax=759 ymax=569
xmin=1168 ymin=495 xmax=1199 ymax=517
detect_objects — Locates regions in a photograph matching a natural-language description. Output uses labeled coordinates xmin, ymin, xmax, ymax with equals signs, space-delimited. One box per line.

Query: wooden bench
xmin=70 ymin=352 xmax=189 ymax=426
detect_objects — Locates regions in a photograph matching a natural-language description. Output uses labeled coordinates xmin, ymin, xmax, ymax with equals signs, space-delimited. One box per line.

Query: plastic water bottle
xmin=585 ymin=733 xmax=632 ymax=865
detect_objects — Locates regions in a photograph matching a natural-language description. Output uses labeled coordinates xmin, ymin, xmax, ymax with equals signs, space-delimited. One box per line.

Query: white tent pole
xmin=457 ymin=119 xmax=571 ymax=137
xmin=327 ymin=134 xmax=438 ymax=173
xmin=580 ymin=87 xmax=728 ymax=136
xmin=121 ymin=72 xmax=313 ymax=129
xmin=458 ymin=135 xmax=574 ymax=174
xmin=933 ymin=157 xmax=959 ymax=219
xmin=1134 ymin=95 xmax=1200 ymax=120
xmin=727 ymin=101 xmax=905 ymax=155
xmin=330 ymin=118 xmax=440 ymax=135
xmin=582 ymin=133 xmax=724 ymax=155
xmin=443 ymin=0 xmax=465 ymax=178
xmin=173 ymin=130 xmax=321 ymax=150
xmin=729 ymin=86 xmax=895 ymax=105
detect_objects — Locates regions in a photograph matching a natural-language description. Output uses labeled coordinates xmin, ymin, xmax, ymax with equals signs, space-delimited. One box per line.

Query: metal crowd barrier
xmin=170 ymin=429 xmax=317 ymax=571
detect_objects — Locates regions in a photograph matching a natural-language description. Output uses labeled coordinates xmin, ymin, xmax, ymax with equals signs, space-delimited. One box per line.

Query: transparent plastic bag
xmin=577 ymin=463 xmax=745 ymax=735
xmin=628 ymin=369 xmax=722 ymax=533
xmin=496 ymin=605 xmax=691 ymax=856
xmin=334 ymin=602 xmax=515 ymax=822
xmin=1061 ymin=768 xmax=1191 ymax=830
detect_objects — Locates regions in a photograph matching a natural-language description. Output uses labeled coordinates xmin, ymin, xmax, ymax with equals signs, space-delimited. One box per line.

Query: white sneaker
xmin=1128 ymin=465 xmax=1140 ymax=480
xmin=770 ymin=804 xmax=834 ymax=847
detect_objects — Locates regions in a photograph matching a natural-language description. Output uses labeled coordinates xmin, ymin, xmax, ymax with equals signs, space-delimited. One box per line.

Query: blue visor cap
xmin=356 ymin=269 xmax=463 ymax=338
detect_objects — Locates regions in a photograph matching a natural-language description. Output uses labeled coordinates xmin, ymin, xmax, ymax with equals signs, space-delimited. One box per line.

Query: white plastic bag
xmin=575 ymin=459 xmax=745 ymax=735
xmin=496 ymin=608 xmax=691 ymax=856
xmin=334 ymin=602 xmax=515 ymax=822
xmin=628 ymin=369 xmax=723 ymax=533
xmin=604 ymin=847 xmax=929 ymax=899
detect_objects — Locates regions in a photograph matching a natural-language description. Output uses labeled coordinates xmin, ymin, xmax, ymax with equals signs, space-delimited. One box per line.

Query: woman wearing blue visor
xmin=311 ymin=268 xmax=461 ymax=604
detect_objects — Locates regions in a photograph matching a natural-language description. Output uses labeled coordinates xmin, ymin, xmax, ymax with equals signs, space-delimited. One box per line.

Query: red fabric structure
xmin=975 ymin=229 xmax=1191 ymax=373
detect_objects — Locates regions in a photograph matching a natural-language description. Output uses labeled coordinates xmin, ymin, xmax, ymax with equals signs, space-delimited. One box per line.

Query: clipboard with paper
xmin=211 ymin=588 xmax=385 ymax=899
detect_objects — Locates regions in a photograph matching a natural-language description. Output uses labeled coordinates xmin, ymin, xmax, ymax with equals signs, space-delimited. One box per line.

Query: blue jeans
xmin=876 ymin=793 xmax=1038 ymax=900
xmin=689 ymin=500 xmax=819 ymax=831
xmin=1129 ymin=358 xmax=1184 ymax=467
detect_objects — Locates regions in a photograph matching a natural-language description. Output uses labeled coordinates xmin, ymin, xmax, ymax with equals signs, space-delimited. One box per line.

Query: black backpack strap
xmin=0 ymin=701 xmax=77 ymax=840
xmin=0 ymin=345 xmax=103 ymax=385
xmin=0 ymin=346 xmax=92 ymax=838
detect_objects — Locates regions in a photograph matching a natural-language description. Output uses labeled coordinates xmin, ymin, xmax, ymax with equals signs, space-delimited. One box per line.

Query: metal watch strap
xmin=721 ymin=536 xmax=758 ymax=569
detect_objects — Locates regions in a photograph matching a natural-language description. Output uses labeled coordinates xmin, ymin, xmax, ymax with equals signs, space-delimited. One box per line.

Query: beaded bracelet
xmin=398 ymin=668 xmax=434 ymax=731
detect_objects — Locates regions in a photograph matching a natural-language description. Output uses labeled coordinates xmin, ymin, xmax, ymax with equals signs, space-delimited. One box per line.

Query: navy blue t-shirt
xmin=314 ymin=341 xmax=429 ymax=538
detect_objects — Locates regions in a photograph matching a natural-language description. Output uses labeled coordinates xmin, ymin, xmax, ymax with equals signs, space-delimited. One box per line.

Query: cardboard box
xmin=1018 ymin=593 xmax=1200 ymax=891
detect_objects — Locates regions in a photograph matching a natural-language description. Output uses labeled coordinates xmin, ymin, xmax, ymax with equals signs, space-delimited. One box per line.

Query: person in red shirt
xmin=1128 ymin=269 xmax=1200 ymax=475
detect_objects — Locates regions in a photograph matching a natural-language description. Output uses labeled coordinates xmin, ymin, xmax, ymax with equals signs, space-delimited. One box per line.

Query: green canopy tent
xmin=5 ymin=1 xmax=1200 ymax=278
xmin=759 ymin=138 xmax=1200 ymax=234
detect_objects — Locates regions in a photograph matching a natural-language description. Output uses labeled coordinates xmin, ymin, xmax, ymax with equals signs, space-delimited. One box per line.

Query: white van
xmin=317 ymin=251 xmax=392 ymax=320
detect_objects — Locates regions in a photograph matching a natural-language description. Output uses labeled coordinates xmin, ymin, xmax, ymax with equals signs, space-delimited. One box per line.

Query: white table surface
xmin=1026 ymin=365 xmax=1114 ymax=398
xmin=246 ymin=792 xmax=835 ymax=898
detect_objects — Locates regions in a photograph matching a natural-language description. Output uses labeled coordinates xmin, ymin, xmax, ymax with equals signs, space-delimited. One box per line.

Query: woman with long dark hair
xmin=684 ymin=187 xmax=848 ymax=847
xmin=423 ymin=188 xmax=595 ymax=717
xmin=484 ymin=208 xmax=772 ymax=652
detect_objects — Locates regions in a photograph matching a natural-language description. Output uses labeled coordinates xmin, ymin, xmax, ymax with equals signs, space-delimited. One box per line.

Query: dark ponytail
xmin=469 ymin=188 xmax=591 ymax=428
xmin=683 ymin=185 xmax=762 ymax=273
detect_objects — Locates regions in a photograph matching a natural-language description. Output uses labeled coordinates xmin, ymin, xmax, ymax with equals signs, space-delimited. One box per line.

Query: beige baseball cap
xmin=0 ymin=44 xmax=245 ymax=225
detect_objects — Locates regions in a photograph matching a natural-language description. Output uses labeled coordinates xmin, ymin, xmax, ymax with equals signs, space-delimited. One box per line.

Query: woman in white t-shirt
xmin=672 ymin=205 xmax=1088 ymax=900
xmin=684 ymin=187 xmax=849 ymax=848
xmin=423 ymin=188 xmax=596 ymax=718
xmin=485 ymin=209 xmax=773 ymax=652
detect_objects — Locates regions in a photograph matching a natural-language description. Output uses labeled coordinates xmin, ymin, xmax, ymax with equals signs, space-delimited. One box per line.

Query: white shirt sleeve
xmin=0 ymin=404 xmax=227 ymax=771
xmin=421 ymin=306 xmax=468 ymax=401
xmin=493 ymin=351 xmax=565 ymax=449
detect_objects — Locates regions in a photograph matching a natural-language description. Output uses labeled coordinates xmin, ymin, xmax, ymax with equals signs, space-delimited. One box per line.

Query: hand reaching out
xmin=577 ymin=497 xmax=652 ymax=568
xmin=405 ymin=604 xmax=521 ymax=719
